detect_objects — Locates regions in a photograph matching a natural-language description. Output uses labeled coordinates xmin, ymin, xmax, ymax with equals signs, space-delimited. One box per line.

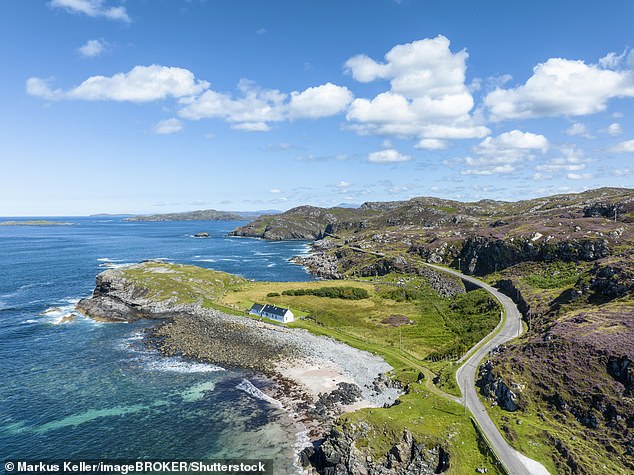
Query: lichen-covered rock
xmin=301 ymin=424 xmax=449 ymax=475
xmin=477 ymin=360 xmax=520 ymax=412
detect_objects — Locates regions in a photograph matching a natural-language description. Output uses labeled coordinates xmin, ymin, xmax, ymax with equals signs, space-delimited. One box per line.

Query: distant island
xmin=124 ymin=208 xmax=280 ymax=222
xmin=0 ymin=220 xmax=72 ymax=226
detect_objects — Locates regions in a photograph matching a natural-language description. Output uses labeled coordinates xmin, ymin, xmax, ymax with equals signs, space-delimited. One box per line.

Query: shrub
xmin=266 ymin=292 xmax=280 ymax=297
xmin=281 ymin=286 xmax=369 ymax=300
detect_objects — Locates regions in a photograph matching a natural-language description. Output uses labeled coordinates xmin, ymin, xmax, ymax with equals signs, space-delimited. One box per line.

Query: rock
xmin=302 ymin=425 xmax=450 ymax=474
xmin=477 ymin=360 xmax=520 ymax=412
xmin=193 ymin=232 xmax=209 ymax=238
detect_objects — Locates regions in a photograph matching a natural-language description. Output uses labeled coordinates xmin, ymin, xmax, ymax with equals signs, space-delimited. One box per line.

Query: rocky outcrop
xmin=607 ymin=356 xmax=633 ymax=395
xmin=458 ymin=236 xmax=610 ymax=275
xmin=300 ymin=424 xmax=449 ymax=475
xmin=477 ymin=360 xmax=520 ymax=412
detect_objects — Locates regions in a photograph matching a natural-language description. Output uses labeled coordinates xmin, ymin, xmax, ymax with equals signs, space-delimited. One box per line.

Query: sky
xmin=1 ymin=0 xmax=633 ymax=216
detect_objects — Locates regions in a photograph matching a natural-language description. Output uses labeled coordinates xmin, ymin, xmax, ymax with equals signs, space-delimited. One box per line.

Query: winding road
xmin=424 ymin=263 xmax=550 ymax=475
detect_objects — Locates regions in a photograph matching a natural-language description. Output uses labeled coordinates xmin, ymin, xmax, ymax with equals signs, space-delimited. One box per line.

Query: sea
xmin=0 ymin=218 xmax=314 ymax=474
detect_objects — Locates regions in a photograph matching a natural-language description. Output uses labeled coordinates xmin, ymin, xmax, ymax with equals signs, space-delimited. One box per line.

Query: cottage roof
xmin=262 ymin=304 xmax=290 ymax=317
xmin=249 ymin=303 xmax=265 ymax=313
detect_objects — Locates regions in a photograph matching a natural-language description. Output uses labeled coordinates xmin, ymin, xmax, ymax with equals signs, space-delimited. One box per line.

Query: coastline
xmin=76 ymin=268 xmax=402 ymax=469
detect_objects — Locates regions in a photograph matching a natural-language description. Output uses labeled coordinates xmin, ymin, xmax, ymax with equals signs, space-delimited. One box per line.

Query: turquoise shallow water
xmin=0 ymin=218 xmax=313 ymax=473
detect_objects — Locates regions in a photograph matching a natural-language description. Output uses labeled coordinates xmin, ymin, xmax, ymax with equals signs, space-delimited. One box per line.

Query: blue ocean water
xmin=0 ymin=218 xmax=313 ymax=473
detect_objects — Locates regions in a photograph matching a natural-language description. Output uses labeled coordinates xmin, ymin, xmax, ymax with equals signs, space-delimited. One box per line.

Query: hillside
xmin=231 ymin=187 xmax=634 ymax=474
xmin=124 ymin=209 xmax=246 ymax=222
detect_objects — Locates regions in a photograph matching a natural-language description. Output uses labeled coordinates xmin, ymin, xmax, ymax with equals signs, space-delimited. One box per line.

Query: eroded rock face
xmin=301 ymin=425 xmax=449 ymax=475
xmin=459 ymin=236 xmax=610 ymax=276
xmin=608 ymin=356 xmax=633 ymax=395
xmin=477 ymin=360 xmax=520 ymax=412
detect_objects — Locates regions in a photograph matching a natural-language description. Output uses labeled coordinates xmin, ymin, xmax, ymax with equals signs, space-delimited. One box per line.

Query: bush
xmin=281 ymin=286 xmax=369 ymax=300
xmin=266 ymin=292 xmax=280 ymax=297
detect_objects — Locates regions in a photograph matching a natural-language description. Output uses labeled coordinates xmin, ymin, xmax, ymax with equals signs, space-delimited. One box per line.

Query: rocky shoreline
xmin=76 ymin=264 xmax=402 ymax=461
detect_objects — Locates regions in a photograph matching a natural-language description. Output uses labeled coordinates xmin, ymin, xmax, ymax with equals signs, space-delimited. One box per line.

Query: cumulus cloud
xmin=485 ymin=57 xmax=634 ymax=121
xmin=288 ymin=83 xmax=353 ymax=119
xmin=77 ymin=39 xmax=106 ymax=57
xmin=179 ymin=79 xmax=352 ymax=129
xmin=367 ymin=149 xmax=412 ymax=163
xmin=565 ymin=122 xmax=592 ymax=138
xmin=50 ymin=0 xmax=130 ymax=22
xmin=607 ymin=122 xmax=622 ymax=136
xmin=567 ymin=173 xmax=593 ymax=180
xmin=460 ymin=130 xmax=549 ymax=175
xmin=152 ymin=118 xmax=183 ymax=135
xmin=613 ymin=168 xmax=632 ymax=176
xmin=535 ymin=146 xmax=589 ymax=176
xmin=27 ymin=65 xmax=209 ymax=102
xmin=415 ymin=138 xmax=448 ymax=150
xmin=610 ymin=139 xmax=634 ymax=153
xmin=345 ymin=36 xmax=489 ymax=141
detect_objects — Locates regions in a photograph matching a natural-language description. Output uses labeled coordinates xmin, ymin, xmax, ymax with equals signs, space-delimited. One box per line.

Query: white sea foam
xmin=267 ymin=263 xmax=276 ymax=268
xmin=99 ymin=262 xmax=135 ymax=269
xmin=143 ymin=358 xmax=225 ymax=374
xmin=21 ymin=319 xmax=39 ymax=325
xmin=194 ymin=258 xmax=217 ymax=263
xmin=253 ymin=251 xmax=277 ymax=256
xmin=236 ymin=379 xmax=282 ymax=407
xmin=40 ymin=303 xmax=82 ymax=325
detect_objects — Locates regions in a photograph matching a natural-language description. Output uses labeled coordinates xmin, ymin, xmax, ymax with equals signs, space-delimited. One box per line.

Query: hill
xmin=124 ymin=209 xmax=247 ymax=222
xmin=231 ymin=187 xmax=634 ymax=473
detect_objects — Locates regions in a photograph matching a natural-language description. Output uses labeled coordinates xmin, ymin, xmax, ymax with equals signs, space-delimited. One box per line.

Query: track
xmin=424 ymin=263 xmax=550 ymax=475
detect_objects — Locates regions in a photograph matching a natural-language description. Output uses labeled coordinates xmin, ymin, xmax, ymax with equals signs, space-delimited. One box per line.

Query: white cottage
xmin=249 ymin=303 xmax=294 ymax=323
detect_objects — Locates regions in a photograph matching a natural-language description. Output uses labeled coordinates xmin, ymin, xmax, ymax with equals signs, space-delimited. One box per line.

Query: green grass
xmin=522 ymin=261 xmax=583 ymax=289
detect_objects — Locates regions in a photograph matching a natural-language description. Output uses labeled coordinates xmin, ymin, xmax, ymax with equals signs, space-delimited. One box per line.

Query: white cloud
xmin=610 ymin=139 xmax=634 ymax=153
xmin=367 ymin=149 xmax=412 ymax=163
xmin=415 ymin=138 xmax=448 ymax=150
xmin=607 ymin=122 xmax=622 ymax=136
xmin=345 ymin=36 xmax=489 ymax=141
xmin=256 ymin=28 xmax=267 ymax=35
xmin=565 ymin=122 xmax=592 ymax=138
xmin=288 ymin=83 xmax=353 ymax=119
xmin=337 ymin=181 xmax=351 ymax=188
xmin=152 ymin=118 xmax=183 ymax=135
xmin=77 ymin=39 xmax=106 ymax=57
xmin=567 ymin=173 xmax=593 ymax=180
xmin=179 ymin=79 xmax=351 ymax=129
xmin=27 ymin=65 xmax=209 ymax=102
xmin=485 ymin=57 xmax=634 ymax=121
xmin=50 ymin=0 xmax=130 ymax=22
xmin=460 ymin=130 xmax=549 ymax=175
xmin=461 ymin=164 xmax=515 ymax=176
xmin=613 ymin=168 xmax=632 ymax=176
xmin=231 ymin=121 xmax=270 ymax=132
xmin=269 ymin=188 xmax=282 ymax=193
xmin=536 ymin=145 xmax=589 ymax=175
xmin=599 ymin=49 xmax=628 ymax=69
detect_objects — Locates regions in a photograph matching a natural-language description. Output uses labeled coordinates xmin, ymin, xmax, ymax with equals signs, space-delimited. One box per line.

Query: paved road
xmin=425 ymin=263 xmax=550 ymax=475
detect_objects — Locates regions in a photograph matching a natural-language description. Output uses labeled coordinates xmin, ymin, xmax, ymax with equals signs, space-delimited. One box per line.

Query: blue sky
xmin=1 ymin=0 xmax=633 ymax=215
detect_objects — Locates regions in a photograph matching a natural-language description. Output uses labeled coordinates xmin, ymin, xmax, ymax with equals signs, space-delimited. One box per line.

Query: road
xmin=425 ymin=263 xmax=550 ymax=475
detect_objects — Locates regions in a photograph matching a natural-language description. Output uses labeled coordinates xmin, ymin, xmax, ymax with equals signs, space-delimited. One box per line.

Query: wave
xmin=253 ymin=251 xmax=278 ymax=256
xmin=236 ymin=379 xmax=282 ymax=407
xmin=40 ymin=303 xmax=82 ymax=325
xmin=193 ymin=258 xmax=217 ymax=263
xmin=99 ymin=262 xmax=135 ymax=269
xmin=267 ymin=263 xmax=276 ymax=268
xmin=20 ymin=319 xmax=39 ymax=325
xmin=143 ymin=358 xmax=225 ymax=374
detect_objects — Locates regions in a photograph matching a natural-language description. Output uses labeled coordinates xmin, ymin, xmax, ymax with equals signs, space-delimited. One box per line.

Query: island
xmin=0 ymin=220 xmax=73 ymax=226
xmin=125 ymin=209 xmax=247 ymax=222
